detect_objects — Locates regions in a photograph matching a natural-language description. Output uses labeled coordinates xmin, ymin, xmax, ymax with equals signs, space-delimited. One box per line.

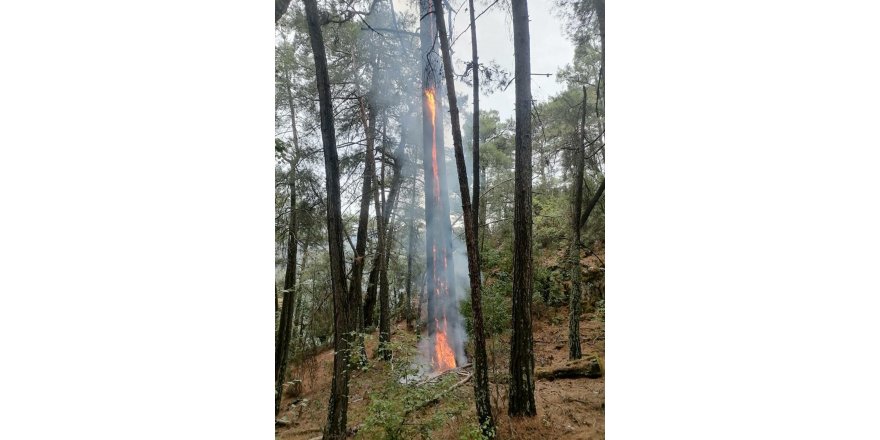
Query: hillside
xmin=275 ymin=303 xmax=605 ymax=439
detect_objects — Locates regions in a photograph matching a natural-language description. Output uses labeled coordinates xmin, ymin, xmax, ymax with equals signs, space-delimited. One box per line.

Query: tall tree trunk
xmin=275 ymin=166 xmax=298 ymax=416
xmin=509 ymin=0 xmax=537 ymax=417
xmin=431 ymin=1 xmax=495 ymax=436
xmin=303 ymin=0 xmax=353 ymax=437
xmin=468 ymin=0 xmax=481 ymax=251
xmin=568 ymin=86 xmax=587 ymax=361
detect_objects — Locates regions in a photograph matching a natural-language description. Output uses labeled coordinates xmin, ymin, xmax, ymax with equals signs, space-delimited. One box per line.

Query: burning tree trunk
xmin=509 ymin=0 xmax=537 ymax=417
xmin=431 ymin=0 xmax=495 ymax=435
xmin=419 ymin=0 xmax=460 ymax=373
xmin=568 ymin=86 xmax=587 ymax=361
xmin=303 ymin=0 xmax=353 ymax=437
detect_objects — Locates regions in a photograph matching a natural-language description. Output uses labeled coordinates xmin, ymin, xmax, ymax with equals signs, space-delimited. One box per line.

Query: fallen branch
xmin=408 ymin=372 xmax=473 ymax=415
xmin=414 ymin=363 xmax=472 ymax=386
xmin=535 ymin=357 xmax=603 ymax=380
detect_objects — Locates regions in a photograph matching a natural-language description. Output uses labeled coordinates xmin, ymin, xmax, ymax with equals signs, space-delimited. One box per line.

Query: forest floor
xmin=275 ymin=302 xmax=605 ymax=439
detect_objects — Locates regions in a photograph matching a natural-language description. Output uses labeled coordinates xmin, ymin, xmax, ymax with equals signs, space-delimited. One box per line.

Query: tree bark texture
xmin=303 ymin=0 xmax=354 ymax=437
xmin=468 ymin=0 xmax=481 ymax=253
xmin=508 ymin=0 xmax=537 ymax=417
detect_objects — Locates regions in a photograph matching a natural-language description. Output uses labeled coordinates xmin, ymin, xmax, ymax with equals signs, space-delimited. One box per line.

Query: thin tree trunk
xmin=275 ymin=166 xmax=298 ymax=415
xmin=468 ymin=0 xmax=481 ymax=252
xmin=579 ymin=178 xmax=605 ymax=230
xmin=431 ymin=1 xmax=495 ymax=436
xmin=364 ymin=142 xmax=403 ymax=330
xmin=404 ymin=179 xmax=417 ymax=329
xmin=351 ymin=97 xmax=375 ymax=308
xmin=509 ymin=0 xmax=537 ymax=417
xmin=350 ymin=94 xmax=377 ymax=364
xmin=377 ymin=127 xmax=392 ymax=360
xmin=303 ymin=0 xmax=353 ymax=437
xmin=275 ymin=75 xmax=302 ymax=416
xmin=568 ymin=86 xmax=587 ymax=361
xmin=293 ymin=232 xmax=311 ymax=354
xmin=594 ymin=0 xmax=604 ymax=103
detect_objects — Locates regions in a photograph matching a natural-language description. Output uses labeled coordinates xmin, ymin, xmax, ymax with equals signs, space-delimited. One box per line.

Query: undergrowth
xmin=357 ymin=339 xmax=487 ymax=440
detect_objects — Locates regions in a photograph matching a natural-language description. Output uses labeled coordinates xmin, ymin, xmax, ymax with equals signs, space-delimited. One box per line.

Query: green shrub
xmin=460 ymin=278 xmax=511 ymax=338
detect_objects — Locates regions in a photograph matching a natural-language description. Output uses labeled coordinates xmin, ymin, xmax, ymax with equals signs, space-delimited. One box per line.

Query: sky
xmin=393 ymin=0 xmax=575 ymax=121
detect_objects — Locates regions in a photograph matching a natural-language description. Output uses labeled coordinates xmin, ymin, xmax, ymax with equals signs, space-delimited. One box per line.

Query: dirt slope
xmin=276 ymin=307 xmax=604 ymax=439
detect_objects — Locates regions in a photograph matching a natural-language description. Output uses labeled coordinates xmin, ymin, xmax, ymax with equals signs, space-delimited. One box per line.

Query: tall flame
xmin=425 ymin=88 xmax=441 ymax=201
xmin=434 ymin=318 xmax=456 ymax=371
xmin=425 ymin=86 xmax=456 ymax=372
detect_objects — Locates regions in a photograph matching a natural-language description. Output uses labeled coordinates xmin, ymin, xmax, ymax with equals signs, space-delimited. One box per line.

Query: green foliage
xmin=461 ymin=277 xmax=511 ymax=338
xmin=359 ymin=340 xmax=471 ymax=440
xmin=458 ymin=419 xmax=494 ymax=440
